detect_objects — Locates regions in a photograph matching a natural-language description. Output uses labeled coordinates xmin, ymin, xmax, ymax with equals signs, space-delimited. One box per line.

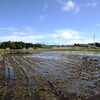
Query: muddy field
xmin=0 ymin=51 xmax=100 ymax=100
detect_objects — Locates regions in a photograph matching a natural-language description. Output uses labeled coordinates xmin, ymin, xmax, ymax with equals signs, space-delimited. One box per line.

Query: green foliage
xmin=0 ymin=41 xmax=26 ymax=49
xmin=74 ymin=43 xmax=100 ymax=47
xmin=95 ymin=42 xmax=100 ymax=47
xmin=0 ymin=50 xmax=4 ymax=55
xmin=33 ymin=43 xmax=43 ymax=49
xmin=0 ymin=41 xmax=43 ymax=49
xmin=25 ymin=43 xmax=33 ymax=49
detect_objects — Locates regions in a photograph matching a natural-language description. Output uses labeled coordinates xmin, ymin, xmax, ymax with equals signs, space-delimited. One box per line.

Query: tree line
xmin=74 ymin=43 xmax=100 ymax=47
xmin=0 ymin=41 xmax=43 ymax=49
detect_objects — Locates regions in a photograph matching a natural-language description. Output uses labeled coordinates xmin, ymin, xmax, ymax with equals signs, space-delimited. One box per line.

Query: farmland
xmin=0 ymin=51 xmax=100 ymax=100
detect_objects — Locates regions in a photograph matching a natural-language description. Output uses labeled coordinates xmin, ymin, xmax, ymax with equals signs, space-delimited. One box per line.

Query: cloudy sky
xmin=0 ymin=0 xmax=100 ymax=45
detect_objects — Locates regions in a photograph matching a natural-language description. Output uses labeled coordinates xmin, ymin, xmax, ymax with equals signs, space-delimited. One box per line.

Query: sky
xmin=0 ymin=0 xmax=100 ymax=45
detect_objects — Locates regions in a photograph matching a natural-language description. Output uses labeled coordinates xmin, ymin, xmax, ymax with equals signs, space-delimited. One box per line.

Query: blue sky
xmin=0 ymin=0 xmax=100 ymax=45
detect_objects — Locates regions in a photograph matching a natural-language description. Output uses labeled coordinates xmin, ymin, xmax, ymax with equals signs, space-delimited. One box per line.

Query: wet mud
xmin=0 ymin=51 xmax=100 ymax=100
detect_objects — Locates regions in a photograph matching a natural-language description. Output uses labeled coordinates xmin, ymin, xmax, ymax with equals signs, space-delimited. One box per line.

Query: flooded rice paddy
xmin=0 ymin=51 xmax=100 ymax=100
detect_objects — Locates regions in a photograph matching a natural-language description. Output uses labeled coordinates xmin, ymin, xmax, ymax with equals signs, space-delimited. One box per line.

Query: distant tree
xmin=0 ymin=41 xmax=25 ymax=49
xmin=74 ymin=43 xmax=80 ymax=46
xmin=0 ymin=41 xmax=11 ymax=49
xmin=95 ymin=42 xmax=100 ymax=47
xmin=25 ymin=43 xmax=33 ymax=49
xmin=33 ymin=43 xmax=43 ymax=48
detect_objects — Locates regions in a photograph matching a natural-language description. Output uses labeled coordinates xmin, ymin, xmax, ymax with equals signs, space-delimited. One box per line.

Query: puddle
xmin=5 ymin=57 xmax=15 ymax=79
xmin=5 ymin=57 xmax=15 ymax=89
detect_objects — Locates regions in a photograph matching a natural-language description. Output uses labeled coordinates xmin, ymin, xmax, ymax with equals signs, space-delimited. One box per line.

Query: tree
xmin=25 ymin=43 xmax=33 ymax=49
xmin=95 ymin=42 xmax=100 ymax=47
xmin=33 ymin=43 xmax=43 ymax=48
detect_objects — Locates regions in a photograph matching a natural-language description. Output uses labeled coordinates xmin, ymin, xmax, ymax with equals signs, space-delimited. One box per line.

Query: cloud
xmin=0 ymin=35 xmax=44 ymax=43
xmin=47 ymin=29 xmax=95 ymax=45
xmin=39 ymin=15 xmax=47 ymax=21
xmin=24 ymin=26 xmax=35 ymax=34
xmin=57 ymin=0 xmax=98 ymax=14
xmin=87 ymin=2 xmax=97 ymax=7
xmin=61 ymin=0 xmax=80 ymax=14
xmin=0 ymin=26 xmax=44 ymax=43
xmin=0 ymin=27 xmax=18 ymax=31
xmin=62 ymin=1 xmax=75 ymax=11
xmin=42 ymin=3 xmax=48 ymax=12
xmin=0 ymin=26 xmax=95 ymax=45
xmin=48 ymin=40 xmax=67 ymax=45
xmin=0 ymin=26 xmax=36 ymax=36
xmin=95 ymin=24 xmax=100 ymax=26
xmin=48 ymin=39 xmax=94 ymax=45
xmin=12 ymin=32 xmax=27 ymax=35
xmin=48 ymin=38 xmax=94 ymax=45
xmin=49 ymin=29 xmax=84 ymax=39
xmin=68 ymin=39 xmax=93 ymax=44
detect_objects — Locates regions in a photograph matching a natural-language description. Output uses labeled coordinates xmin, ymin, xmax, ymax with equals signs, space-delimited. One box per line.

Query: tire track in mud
xmin=4 ymin=56 xmax=15 ymax=100
xmin=19 ymin=56 xmax=67 ymax=82
xmin=13 ymin=56 xmax=64 ymax=100
xmin=2 ymin=55 xmax=41 ymax=100
xmin=25 ymin=57 xmax=80 ymax=80
xmin=29 ymin=57 xmax=75 ymax=70
xmin=16 ymin=56 xmax=52 ymax=81
xmin=26 ymin=57 xmax=80 ymax=72
xmin=0 ymin=56 xmax=6 ymax=78
xmin=26 ymin=55 xmax=82 ymax=68
xmin=5 ymin=57 xmax=15 ymax=88
xmin=10 ymin=56 xmax=29 ymax=87
xmin=1 ymin=52 xmax=100 ymax=100
xmin=22 ymin=54 xmax=100 ymax=100
xmin=15 ymin=56 xmax=72 ymax=100
xmin=12 ymin=56 xmax=34 ymax=87
xmin=24 ymin=57 xmax=68 ymax=81
xmin=0 ymin=56 xmax=8 ymax=96
xmin=11 ymin=56 xmax=40 ymax=100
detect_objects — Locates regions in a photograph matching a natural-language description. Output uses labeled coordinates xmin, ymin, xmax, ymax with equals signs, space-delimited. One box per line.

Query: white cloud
xmin=47 ymin=29 xmax=95 ymax=45
xmin=68 ymin=39 xmax=93 ymax=44
xmin=0 ymin=35 xmax=44 ymax=43
xmin=49 ymin=29 xmax=84 ymax=39
xmin=57 ymin=0 xmax=98 ymax=14
xmin=74 ymin=7 xmax=80 ymax=14
xmin=0 ymin=26 xmax=45 ymax=43
xmin=0 ymin=27 xmax=18 ymax=31
xmin=48 ymin=38 xmax=94 ymax=45
xmin=95 ymin=24 xmax=100 ymax=26
xmin=0 ymin=26 xmax=95 ymax=45
xmin=24 ymin=26 xmax=35 ymax=34
xmin=0 ymin=26 xmax=36 ymax=36
xmin=39 ymin=15 xmax=47 ymax=21
xmin=12 ymin=32 xmax=27 ymax=35
xmin=48 ymin=40 xmax=68 ymax=45
xmin=62 ymin=0 xmax=75 ymax=11
xmin=61 ymin=0 xmax=80 ymax=14
xmin=87 ymin=2 xmax=97 ymax=7
xmin=42 ymin=3 xmax=48 ymax=12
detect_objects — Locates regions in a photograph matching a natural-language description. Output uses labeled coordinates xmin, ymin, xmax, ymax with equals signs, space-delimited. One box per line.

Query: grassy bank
xmin=74 ymin=48 xmax=100 ymax=52
xmin=1 ymin=47 xmax=100 ymax=54
xmin=38 ymin=47 xmax=100 ymax=52
xmin=0 ymin=49 xmax=4 ymax=56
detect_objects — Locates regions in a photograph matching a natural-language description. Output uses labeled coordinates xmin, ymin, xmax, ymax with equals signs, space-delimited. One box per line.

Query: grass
xmin=75 ymin=48 xmax=100 ymax=52
xmin=38 ymin=47 xmax=100 ymax=52
xmin=0 ymin=49 xmax=4 ymax=56
xmin=1 ymin=47 xmax=100 ymax=54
